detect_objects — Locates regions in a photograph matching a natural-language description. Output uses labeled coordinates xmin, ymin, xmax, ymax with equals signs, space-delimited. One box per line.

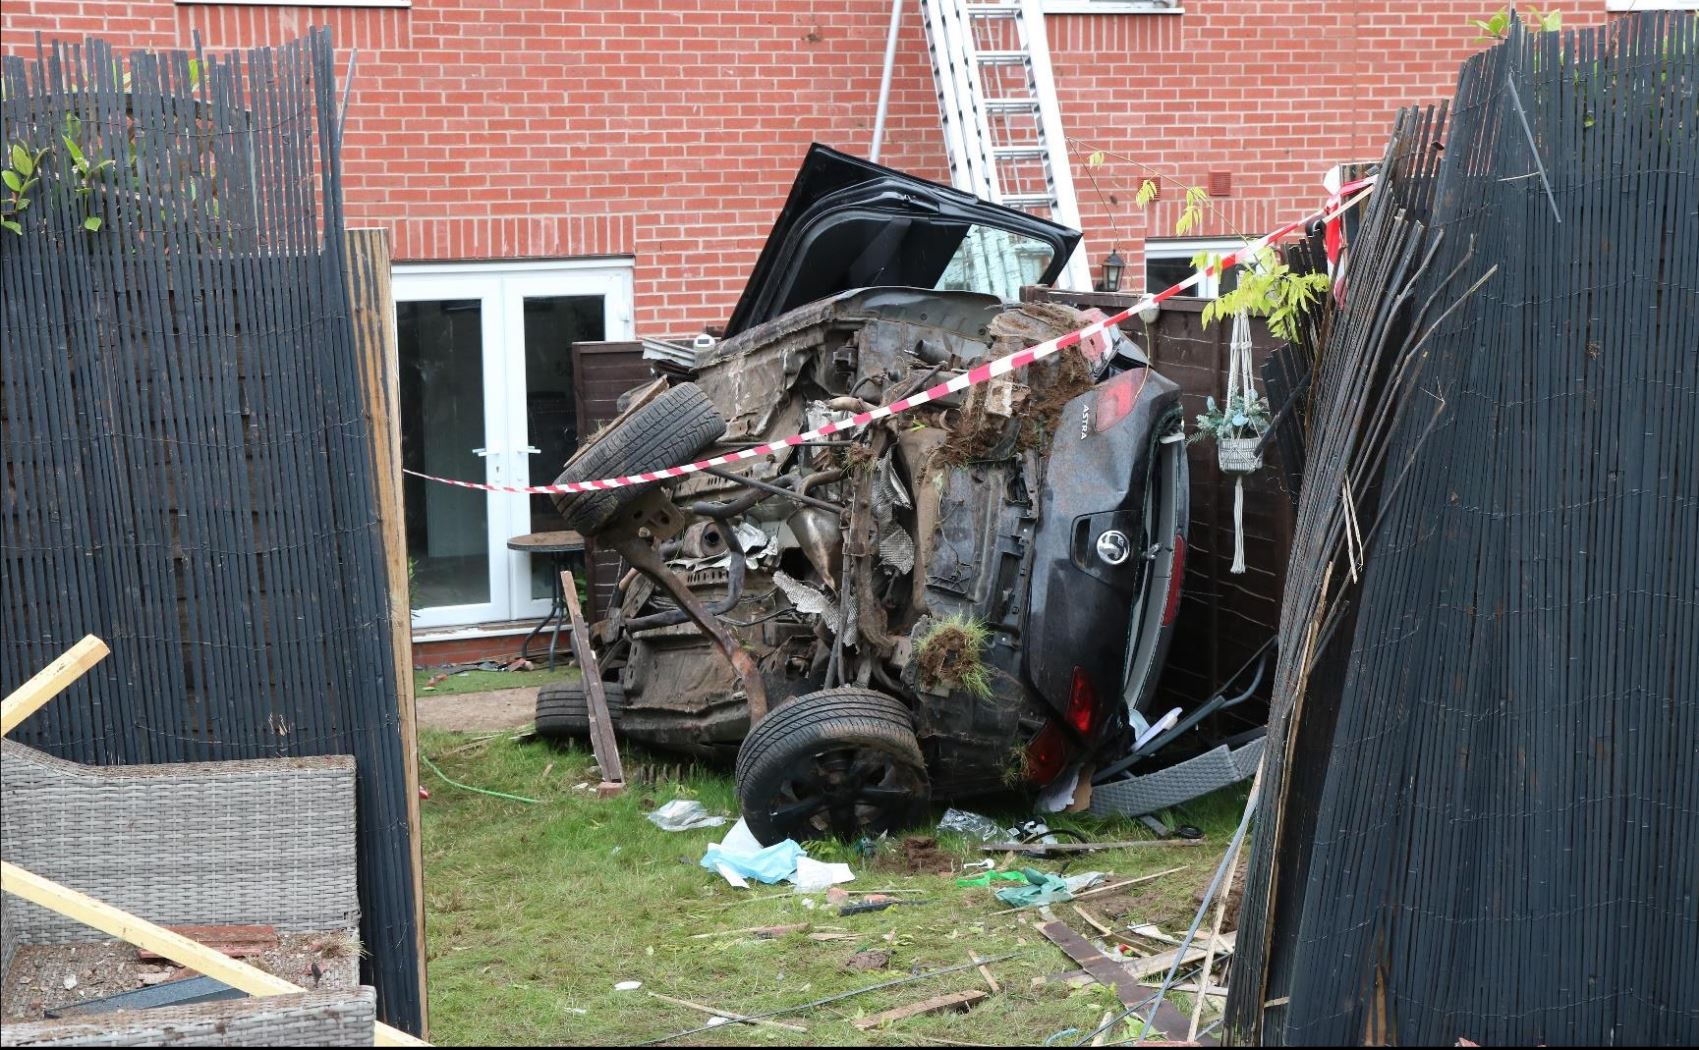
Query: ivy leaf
xmin=2 ymin=169 xmax=20 ymax=192
xmin=83 ymin=215 xmax=102 ymax=232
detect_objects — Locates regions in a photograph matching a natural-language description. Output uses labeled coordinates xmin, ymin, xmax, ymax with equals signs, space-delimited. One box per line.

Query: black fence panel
xmin=1230 ymin=11 xmax=1697 ymax=1046
xmin=0 ymin=30 xmax=422 ymax=1033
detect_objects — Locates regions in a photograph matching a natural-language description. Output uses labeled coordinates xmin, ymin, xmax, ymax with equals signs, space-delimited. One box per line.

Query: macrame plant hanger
xmin=1218 ymin=310 xmax=1264 ymax=574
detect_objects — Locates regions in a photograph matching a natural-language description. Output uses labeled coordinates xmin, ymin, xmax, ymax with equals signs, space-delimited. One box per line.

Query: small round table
xmin=506 ymin=530 xmax=587 ymax=670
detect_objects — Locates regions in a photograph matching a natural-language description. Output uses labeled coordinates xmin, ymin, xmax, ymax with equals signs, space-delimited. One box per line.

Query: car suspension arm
xmin=609 ymin=532 xmax=770 ymax=723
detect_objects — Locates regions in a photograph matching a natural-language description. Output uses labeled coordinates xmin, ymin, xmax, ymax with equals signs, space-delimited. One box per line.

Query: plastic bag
xmin=938 ymin=807 xmax=1015 ymax=843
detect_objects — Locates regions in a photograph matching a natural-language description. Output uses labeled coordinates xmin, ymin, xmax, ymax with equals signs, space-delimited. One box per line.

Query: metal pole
xmin=869 ymin=0 xmax=903 ymax=162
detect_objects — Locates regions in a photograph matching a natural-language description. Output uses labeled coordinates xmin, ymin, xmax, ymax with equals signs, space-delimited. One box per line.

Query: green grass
xmin=415 ymin=666 xmax=579 ymax=698
xmin=419 ymin=729 xmax=1246 ymax=1046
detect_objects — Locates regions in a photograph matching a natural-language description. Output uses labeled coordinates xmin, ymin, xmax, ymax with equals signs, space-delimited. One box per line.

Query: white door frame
xmin=394 ymin=258 xmax=635 ymax=629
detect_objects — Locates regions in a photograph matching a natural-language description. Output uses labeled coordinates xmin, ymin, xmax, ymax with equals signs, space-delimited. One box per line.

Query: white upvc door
xmin=393 ymin=260 xmax=634 ymax=630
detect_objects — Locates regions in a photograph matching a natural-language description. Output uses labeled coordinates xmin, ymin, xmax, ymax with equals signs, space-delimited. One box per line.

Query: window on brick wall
xmin=1042 ymin=0 xmax=1182 ymax=14
xmin=1144 ymin=238 xmax=1249 ymax=298
xmin=1604 ymin=1 xmax=1697 ymax=10
xmin=175 ymin=0 xmax=410 ymax=8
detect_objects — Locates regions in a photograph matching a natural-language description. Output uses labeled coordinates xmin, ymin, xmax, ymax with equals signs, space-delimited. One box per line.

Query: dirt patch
xmin=1 ymin=932 xmax=360 ymax=1021
xmin=843 ymin=950 xmax=890 ymax=972
xmin=873 ymin=835 xmax=951 ymax=876
xmin=914 ymin=618 xmax=991 ymax=697
xmin=1193 ymin=868 xmax=1244 ymax=930
xmin=416 ymin=686 xmax=539 ymax=733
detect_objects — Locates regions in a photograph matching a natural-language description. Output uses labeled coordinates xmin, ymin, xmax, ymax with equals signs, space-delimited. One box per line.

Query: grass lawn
xmin=418 ymin=728 xmax=1245 ymax=1046
xmin=414 ymin=666 xmax=579 ymax=698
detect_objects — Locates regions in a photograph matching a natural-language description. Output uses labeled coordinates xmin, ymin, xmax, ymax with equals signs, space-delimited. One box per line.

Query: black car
xmin=536 ymin=145 xmax=1188 ymax=845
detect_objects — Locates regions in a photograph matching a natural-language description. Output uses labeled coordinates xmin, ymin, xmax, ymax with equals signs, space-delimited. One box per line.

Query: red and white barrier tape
xmin=406 ymin=178 xmax=1376 ymax=496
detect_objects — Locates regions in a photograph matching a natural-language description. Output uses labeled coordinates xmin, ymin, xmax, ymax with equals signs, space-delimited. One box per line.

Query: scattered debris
xmin=844 ymin=950 xmax=890 ymax=971
xmin=980 ymin=839 xmax=1206 ymax=854
xmin=938 ymin=808 xmax=1015 ymax=843
xmin=969 ymin=953 xmax=1001 ymax=994
xmin=793 ymin=857 xmax=855 ymax=893
xmin=993 ymin=869 xmax=1073 ymax=909
xmin=1037 ymin=920 xmax=1146 ymax=1008
xmin=647 ymin=992 xmax=808 ymax=1033
xmin=699 ymin=818 xmax=805 ymax=887
xmin=852 ymin=990 xmax=988 ymax=1030
xmin=646 ymin=800 xmax=730 ymax=832
xmin=615 ymin=980 xmax=643 ymax=991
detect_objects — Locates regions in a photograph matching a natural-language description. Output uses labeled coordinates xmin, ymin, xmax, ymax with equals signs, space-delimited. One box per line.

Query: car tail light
xmin=1024 ymin=721 xmax=1072 ymax=785
xmin=1162 ymin=532 xmax=1187 ymax=626
xmin=1067 ymin=667 xmax=1097 ymax=733
xmin=1094 ymin=369 xmax=1141 ymax=433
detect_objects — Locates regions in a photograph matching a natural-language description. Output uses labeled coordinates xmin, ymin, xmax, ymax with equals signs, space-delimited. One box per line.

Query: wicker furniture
xmin=0 ymin=988 xmax=376 ymax=1047
xmin=0 ymin=740 xmax=370 ymax=1046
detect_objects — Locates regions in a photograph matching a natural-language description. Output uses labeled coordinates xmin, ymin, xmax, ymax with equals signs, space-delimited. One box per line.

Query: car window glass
xmin=936 ymin=224 xmax=1057 ymax=301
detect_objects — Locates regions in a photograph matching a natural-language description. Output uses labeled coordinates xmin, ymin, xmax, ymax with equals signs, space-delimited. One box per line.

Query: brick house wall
xmin=2 ymin=1 xmax=1621 ymax=335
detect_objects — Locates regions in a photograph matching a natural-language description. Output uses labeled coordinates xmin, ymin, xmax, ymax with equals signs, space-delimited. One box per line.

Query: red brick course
xmin=3 ymin=1 xmax=1615 ymax=331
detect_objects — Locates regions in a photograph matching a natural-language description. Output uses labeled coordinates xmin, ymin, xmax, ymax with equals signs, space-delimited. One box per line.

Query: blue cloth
xmin=700 ymin=837 xmax=805 ymax=885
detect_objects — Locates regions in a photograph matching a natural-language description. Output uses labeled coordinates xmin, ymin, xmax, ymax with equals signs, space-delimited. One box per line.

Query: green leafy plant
xmin=1188 ymin=392 xmax=1269 ymax=446
xmin=1473 ymin=4 xmax=1562 ymax=41
xmin=2 ymin=142 xmax=46 ymax=235
xmin=1195 ymin=244 xmax=1332 ymax=344
xmin=62 ymin=115 xmax=115 ymax=232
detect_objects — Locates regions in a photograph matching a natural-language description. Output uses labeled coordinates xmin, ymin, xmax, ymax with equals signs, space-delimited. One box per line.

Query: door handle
xmin=520 ymin=446 xmax=541 ymax=455
xmin=472 ymin=447 xmax=496 ymax=457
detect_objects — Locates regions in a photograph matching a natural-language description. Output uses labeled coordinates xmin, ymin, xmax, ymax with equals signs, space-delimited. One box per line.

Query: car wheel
xmin=550 ymin=383 xmax=726 ymax=535
xmin=534 ymin=679 xmax=626 ymax=740
xmin=735 ymin=688 xmax=930 ymax=845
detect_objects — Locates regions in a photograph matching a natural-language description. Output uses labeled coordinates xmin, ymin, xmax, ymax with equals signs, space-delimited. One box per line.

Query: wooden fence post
xmin=344 ymin=228 xmax=428 ymax=1035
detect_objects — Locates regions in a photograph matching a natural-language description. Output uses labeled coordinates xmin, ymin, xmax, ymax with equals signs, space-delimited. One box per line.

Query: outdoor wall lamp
xmin=1099 ymin=248 xmax=1125 ymax=293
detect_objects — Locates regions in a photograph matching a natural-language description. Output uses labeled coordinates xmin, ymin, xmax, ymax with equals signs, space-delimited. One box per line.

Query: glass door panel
xmin=398 ymin=297 xmax=492 ymax=609
xmin=521 ymin=295 xmax=604 ymax=602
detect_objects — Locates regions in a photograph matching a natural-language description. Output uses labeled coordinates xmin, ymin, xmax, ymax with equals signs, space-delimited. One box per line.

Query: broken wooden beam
xmin=1038 ymin=920 xmax=1147 ymax=1008
xmin=561 ymin=569 xmax=624 ymax=792
xmin=852 ymin=990 xmax=988 ymax=1030
xmin=1124 ymin=931 xmax=1237 ymax=980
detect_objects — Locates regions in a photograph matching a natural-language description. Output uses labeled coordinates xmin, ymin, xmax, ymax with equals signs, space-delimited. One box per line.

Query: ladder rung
xmin=966 ymin=4 xmax=1022 ymax=17
xmin=983 ymin=97 xmax=1040 ymax=113
xmin=976 ymin=51 xmax=1029 ymax=65
xmin=1000 ymin=193 xmax=1056 ymax=208
xmin=993 ymin=146 xmax=1047 ymax=158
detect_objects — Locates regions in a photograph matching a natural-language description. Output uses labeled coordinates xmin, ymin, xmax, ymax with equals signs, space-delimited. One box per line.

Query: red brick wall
xmin=2 ymin=0 xmax=949 ymax=333
xmin=3 ymin=1 xmax=1617 ymax=327
xmin=1049 ymin=2 xmax=1611 ymax=284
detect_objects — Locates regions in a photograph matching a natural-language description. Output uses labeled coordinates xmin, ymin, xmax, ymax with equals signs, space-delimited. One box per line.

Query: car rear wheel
xmin=550 ymin=382 xmax=726 ymax=535
xmin=534 ymin=679 xmax=626 ymax=739
xmin=735 ymin=688 xmax=930 ymax=845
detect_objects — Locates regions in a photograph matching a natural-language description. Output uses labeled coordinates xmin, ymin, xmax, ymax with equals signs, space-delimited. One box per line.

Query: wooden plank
xmin=0 ymin=861 xmax=428 ymax=1047
xmin=647 ymin=992 xmax=808 ymax=1033
xmin=1037 ymin=920 xmax=1147 ymax=1008
xmin=970 ymin=952 xmax=1001 ymax=994
xmin=1124 ymin=931 xmax=1237 ymax=980
xmin=561 ymin=570 xmax=623 ymax=788
xmin=136 ymin=923 xmax=278 ymax=960
xmin=1 ymin=635 xmax=109 ymax=736
xmin=344 ymin=226 xmax=430 ymax=1037
xmin=979 ymin=840 xmax=1206 ymax=854
xmin=851 ymin=990 xmax=988 ymax=1030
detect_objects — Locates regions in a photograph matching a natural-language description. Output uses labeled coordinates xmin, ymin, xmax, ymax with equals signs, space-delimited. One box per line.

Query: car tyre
xmin=534 ymin=679 xmax=626 ymax=740
xmin=550 ymin=383 xmax=726 ymax=535
xmin=735 ymin=688 xmax=930 ymax=845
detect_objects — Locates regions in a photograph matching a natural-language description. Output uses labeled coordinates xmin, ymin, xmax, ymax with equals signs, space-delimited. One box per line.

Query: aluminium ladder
xmin=919 ymin=0 xmax=1090 ymax=291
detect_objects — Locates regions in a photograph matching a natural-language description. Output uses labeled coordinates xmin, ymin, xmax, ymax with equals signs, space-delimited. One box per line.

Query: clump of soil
xmin=873 ymin=835 xmax=950 ymax=875
xmin=914 ymin=617 xmax=992 ymax=698
xmin=1022 ymin=343 xmax=1097 ymax=450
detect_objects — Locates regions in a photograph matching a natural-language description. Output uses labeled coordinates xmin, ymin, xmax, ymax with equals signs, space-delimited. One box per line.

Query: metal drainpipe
xmin=870 ymin=0 xmax=903 ymax=163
